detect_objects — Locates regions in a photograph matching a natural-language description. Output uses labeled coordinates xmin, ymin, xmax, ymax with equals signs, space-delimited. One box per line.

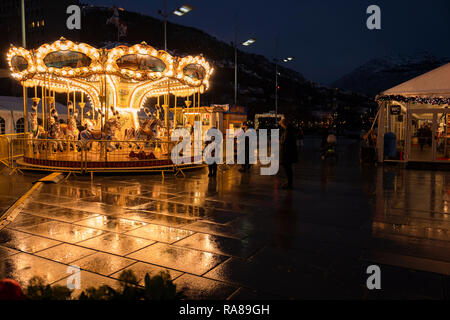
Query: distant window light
xmin=31 ymin=22 xmax=35 ymax=28
xmin=37 ymin=21 xmax=40 ymax=27
xmin=41 ymin=20 xmax=44 ymax=26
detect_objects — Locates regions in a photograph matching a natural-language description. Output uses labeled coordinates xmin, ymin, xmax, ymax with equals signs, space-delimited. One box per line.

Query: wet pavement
xmin=0 ymin=137 xmax=449 ymax=299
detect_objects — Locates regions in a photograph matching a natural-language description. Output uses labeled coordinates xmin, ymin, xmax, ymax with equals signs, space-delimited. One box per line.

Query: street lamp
xmin=21 ymin=0 xmax=28 ymax=133
xmin=234 ymin=37 xmax=256 ymax=106
xmin=173 ymin=4 xmax=193 ymax=16
xmin=275 ymin=56 xmax=295 ymax=119
xmin=242 ymin=38 xmax=256 ymax=47
xmin=159 ymin=1 xmax=193 ymax=51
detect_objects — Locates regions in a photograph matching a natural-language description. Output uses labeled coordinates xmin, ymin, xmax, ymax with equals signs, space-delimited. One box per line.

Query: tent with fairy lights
xmin=375 ymin=62 xmax=450 ymax=164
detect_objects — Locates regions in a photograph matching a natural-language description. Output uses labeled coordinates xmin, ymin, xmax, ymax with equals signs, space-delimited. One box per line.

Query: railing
xmin=0 ymin=133 xmax=248 ymax=175
xmin=0 ymin=133 xmax=28 ymax=168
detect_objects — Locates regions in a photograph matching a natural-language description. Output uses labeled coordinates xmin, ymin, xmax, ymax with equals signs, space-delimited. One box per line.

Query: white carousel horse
xmin=61 ymin=112 xmax=80 ymax=150
xmin=46 ymin=116 xmax=64 ymax=153
xmin=80 ymin=117 xmax=122 ymax=152
xmin=29 ymin=113 xmax=46 ymax=154
xmin=104 ymin=116 xmax=122 ymax=151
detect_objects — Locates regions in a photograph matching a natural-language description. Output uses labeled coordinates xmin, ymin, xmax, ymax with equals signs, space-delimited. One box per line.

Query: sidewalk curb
xmin=0 ymin=172 xmax=65 ymax=230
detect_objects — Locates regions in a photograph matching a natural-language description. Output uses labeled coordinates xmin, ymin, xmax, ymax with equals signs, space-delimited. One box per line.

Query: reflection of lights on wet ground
xmin=204 ymin=235 xmax=216 ymax=252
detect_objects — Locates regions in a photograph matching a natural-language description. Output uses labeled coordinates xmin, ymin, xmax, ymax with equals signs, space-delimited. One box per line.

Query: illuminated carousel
xmin=7 ymin=37 xmax=213 ymax=174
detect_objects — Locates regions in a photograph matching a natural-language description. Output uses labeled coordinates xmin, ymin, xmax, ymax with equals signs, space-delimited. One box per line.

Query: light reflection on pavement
xmin=0 ymin=137 xmax=449 ymax=299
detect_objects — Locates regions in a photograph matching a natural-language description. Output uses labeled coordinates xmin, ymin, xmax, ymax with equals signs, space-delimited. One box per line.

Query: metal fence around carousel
xmin=0 ymin=133 xmax=28 ymax=168
xmin=3 ymin=136 xmax=207 ymax=175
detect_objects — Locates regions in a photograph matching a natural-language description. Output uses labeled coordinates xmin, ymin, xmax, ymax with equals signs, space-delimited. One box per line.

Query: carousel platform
xmin=16 ymin=152 xmax=206 ymax=174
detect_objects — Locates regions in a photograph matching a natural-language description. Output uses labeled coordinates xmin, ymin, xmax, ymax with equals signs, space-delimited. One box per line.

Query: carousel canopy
xmin=6 ymin=37 xmax=214 ymax=112
xmin=381 ymin=62 xmax=450 ymax=98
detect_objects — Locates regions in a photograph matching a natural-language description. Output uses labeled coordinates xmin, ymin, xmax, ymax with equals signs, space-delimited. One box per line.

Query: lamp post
xmin=159 ymin=1 xmax=193 ymax=51
xmin=234 ymin=36 xmax=256 ymax=106
xmin=21 ymin=0 xmax=28 ymax=133
xmin=275 ymin=56 xmax=295 ymax=119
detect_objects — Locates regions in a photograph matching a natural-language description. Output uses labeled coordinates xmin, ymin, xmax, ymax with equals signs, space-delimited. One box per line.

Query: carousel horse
xmin=124 ymin=118 xmax=165 ymax=151
xmin=30 ymin=108 xmax=64 ymax=153
xmin=46 ymin=116 xmax=64 ymax=153
xmin=124 ymin=107 xmax=152 ymax=141
xmin=80 ymin=117 xmax=122 ymax=152
xmin=29 ymin=113 xmax=46 ymax=153
xmin=61 ymin=111 xmax=80 ymax=150
xmin=104 ymin=116 xmax=122 ymax=151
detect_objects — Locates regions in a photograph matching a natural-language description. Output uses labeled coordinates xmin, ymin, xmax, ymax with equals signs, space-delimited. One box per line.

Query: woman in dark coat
xmin=280 ymin=118 xmax=298 ymax=189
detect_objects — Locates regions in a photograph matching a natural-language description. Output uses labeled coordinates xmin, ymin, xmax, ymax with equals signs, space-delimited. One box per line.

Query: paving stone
xmin=182 ymin=221 xmax=248 ymax=239
xmin=110 ymin=262 xmax=183 ymax=285
xmin=0 ymin=245 xmax=19 ymax=260
xmin=362 ymin=250 xmax=450 ymax=276
xmin=0 ymin=253 xmax=70 ymax=287
xmin=125 ymin=224 xmax=194 ymax=244
xmin=36 ymin=243 xmax=97 ymax=264
xmin=72 ymin=252 xmax=135 ymax=276
xmin=32 ymin=207 xmax=101 ymax=223
xmin=77 ymin=233 xmax=155 ymax=256
xmin=174 ymin=274 xmax=237 ymax=300
xmin=127 ymin=243 xmax=227 ymax=275
xmin=18 ymin=221 xmax=104 ymax=243
xmin=75 ymin=215 xmax=147 ymax=233
xmin=175 ymin=233 xmax=262 ymax=258
xmin=7 ymin=212 xmax=54 ymax=229
xmin=53 ymin=270 xmax=122 ymax=299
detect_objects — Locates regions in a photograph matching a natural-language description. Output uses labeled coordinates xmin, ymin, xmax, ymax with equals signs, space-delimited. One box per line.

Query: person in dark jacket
xmin=279 ymin=118 xmax=298 ymax=189
xmin=239 ymin=122 xmax=252 ymax=172
xmin=204 ymin=134 xmax=218 ymax=177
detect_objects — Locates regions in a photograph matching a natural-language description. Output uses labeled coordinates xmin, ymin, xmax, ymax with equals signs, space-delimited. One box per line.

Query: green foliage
xmin=79 ymin=270 xmax=185 ymax=300
xmin=141 ymin=270 xmax=184 ymax=300
xmin=25 ymin=276 xmax=72 ymax=300
xmin=23 ymin=270 xmax=184 ymax=300
xmin=78 ymin=285 xmax=118 ymax=300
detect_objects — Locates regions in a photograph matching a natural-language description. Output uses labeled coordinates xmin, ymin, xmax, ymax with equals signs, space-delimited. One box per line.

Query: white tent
xmin=376 ymin=62 xmax=450 ymax=163
xmin=381 ymin=62 xmax=450 ymax=97
xmin=0 ymin=96 xmax=68 ymax=134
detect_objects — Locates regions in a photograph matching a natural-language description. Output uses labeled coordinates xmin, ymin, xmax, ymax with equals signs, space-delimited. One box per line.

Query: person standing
xmin=238 ymin=122 xmax=252 ymax=172
xmin=204 ymin=134 xmax=218 ymax=177
xmin=280 ymin=118 xmax=298 ymax=189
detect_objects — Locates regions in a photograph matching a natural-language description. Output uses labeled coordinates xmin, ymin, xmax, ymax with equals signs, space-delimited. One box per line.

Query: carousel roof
xmin=381 ymin=62 xmax=450 ymax=98
xmin=7 ymin=37 xmax=213 ymax=95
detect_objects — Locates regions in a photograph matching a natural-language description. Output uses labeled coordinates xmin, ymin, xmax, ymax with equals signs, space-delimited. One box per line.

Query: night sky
xmin=85 ymin=0 xmax=450 ymax=85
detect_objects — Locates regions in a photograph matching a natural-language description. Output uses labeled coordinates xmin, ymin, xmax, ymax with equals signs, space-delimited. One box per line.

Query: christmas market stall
xmin=375 ymin=62 xmax=450 ymax=164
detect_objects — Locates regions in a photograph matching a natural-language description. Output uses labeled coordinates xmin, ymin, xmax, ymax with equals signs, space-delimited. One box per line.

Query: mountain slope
xmin=80 ymin=6 xmax=308 ymax=117
xmin=331 ymin=53 xmax=449 ymax=96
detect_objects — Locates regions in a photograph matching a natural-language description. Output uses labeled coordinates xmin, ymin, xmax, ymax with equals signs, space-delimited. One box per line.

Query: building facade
xmin=0 ymin=0 xmax=81 ymax=96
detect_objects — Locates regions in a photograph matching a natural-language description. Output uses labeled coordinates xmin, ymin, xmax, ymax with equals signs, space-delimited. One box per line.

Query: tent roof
xmin=0 ymin=96 xmax=67 ymax=114
xmin=381 ymin=62 xmax=450 ymax=97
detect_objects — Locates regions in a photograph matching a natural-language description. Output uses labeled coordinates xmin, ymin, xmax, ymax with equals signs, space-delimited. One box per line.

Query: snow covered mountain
xmin=331 ymin=52 xmax=449 ymax=96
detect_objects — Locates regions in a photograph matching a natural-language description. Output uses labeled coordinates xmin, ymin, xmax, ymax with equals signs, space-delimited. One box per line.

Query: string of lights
xmin=376 ymin=95 xmax=450 ymax=105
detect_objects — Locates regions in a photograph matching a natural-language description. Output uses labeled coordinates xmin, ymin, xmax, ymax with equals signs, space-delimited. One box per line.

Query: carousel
xmin=6 ymin=37 xmax=213 ymax=174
